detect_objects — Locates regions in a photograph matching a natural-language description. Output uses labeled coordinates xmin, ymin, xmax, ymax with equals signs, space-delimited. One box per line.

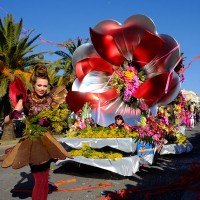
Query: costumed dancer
xmin=0 ymin=64 xmax=72 ymax=200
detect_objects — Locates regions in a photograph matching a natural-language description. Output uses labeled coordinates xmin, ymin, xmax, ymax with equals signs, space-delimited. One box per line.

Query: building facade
xmin=181 ymin=89 xmax=200 ymax=107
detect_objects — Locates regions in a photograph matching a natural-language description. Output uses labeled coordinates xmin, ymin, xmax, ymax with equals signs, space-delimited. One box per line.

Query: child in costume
xmin=1 ymin=64 xmax=72 ymax=200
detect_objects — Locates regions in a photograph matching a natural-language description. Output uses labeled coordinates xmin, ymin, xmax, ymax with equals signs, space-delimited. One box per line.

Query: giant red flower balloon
xmin=66 ymin=14 xmax=181 ymax=126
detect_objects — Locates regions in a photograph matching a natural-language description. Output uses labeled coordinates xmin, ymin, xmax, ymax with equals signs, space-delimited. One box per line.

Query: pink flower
xmin=138 ymin=101 xmax=148 ymax=111
xmin=78 ymin=121 xmax=86 ymax=129
xmin=152 ymin=134 xmax=160 ymax=141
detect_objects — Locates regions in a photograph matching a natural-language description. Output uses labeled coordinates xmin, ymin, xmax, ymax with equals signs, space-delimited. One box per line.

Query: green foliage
xmin=49 ymin=37 xmax=89 ymax=88
xmin=81 ymin=102 xmax=92 ymax=119
xmin=0 ymin=14 xmax=52 ymax=116
xmin=0 ymin=14 xmax=49 ymax=69
xmin=26 ymin=123 xmax=49 ymax=139
xmin=0 ymin=77 xmax=8 ymax=97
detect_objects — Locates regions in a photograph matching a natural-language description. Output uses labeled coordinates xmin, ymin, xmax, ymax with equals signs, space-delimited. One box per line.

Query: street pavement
xmin=0 ymin=125 xmax=200 ymax=200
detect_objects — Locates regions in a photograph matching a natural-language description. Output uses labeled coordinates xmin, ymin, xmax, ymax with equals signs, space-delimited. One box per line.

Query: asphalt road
xmin=0 ymin=125 xmax=200 ymax=200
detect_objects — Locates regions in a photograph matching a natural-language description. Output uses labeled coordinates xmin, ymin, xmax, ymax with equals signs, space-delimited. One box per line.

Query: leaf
xmin=0 ymin=77 xmax=8 ymax=97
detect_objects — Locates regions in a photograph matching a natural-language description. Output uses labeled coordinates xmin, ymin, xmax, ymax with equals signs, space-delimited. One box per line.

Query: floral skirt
xmin=1 ymin=131 xmax=71 ymax=169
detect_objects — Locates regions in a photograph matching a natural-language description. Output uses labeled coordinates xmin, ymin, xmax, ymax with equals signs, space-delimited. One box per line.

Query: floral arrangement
xmin=67 ymin=102 xmax=96 ymax=132
xmin=110 ymin=64 xmax=146 ymax=105
xmin=174 ymin=131 xmax=187 ymax=144
xmin=69 ymin=143 xmax=123 ymax=160
xmin=163 ymin=128 xmax=187 ymax=144
xmin=134 ymin=115 xmax=165 ymax=144
xmin=157 ymin=91 xmax=191 ymax=127
xmin=135 ymin=113 xmax=187 ymax=145
xmin=26 ymin=103 xmax=70 ymax=139
xmin=67 ymin=126 xmax=139 ymax=139
xmin=171 ymin=91 xmax=188 ymax=126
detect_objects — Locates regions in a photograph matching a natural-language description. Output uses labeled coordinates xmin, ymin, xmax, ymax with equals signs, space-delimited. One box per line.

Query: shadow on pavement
xmin=53 ymin=126 xmax=200 ymax=199
xmin=11 ymin=172 xmax=33 ymax=199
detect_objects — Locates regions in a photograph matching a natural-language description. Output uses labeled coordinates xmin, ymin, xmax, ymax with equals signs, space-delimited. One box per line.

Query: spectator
xmin=190 ymin=111 xmax=195 ymax=130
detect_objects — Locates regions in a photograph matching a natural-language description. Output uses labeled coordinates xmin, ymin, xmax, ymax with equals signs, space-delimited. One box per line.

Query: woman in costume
xmin=1 ymin=64 xmax=72 ymax=200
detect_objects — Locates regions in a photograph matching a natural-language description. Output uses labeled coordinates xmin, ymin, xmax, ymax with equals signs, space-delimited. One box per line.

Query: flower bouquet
xmin=26 ymin=103 xmax=70 ymax=138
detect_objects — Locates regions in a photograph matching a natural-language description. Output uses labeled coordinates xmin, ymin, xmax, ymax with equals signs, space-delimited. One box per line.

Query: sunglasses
xmin=116 ymin=118 xmax=122 ymax=120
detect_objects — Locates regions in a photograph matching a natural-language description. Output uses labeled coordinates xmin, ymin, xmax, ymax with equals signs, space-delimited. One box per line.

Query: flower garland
xmin=66 ymin=126 xmax=139 ymax=139
xmin=69 ymin=143 xmax=123 ymax=160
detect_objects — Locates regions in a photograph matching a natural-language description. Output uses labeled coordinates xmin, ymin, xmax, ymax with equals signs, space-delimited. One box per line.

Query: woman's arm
xmin=4 ymin=99 xmax=24 ymax=124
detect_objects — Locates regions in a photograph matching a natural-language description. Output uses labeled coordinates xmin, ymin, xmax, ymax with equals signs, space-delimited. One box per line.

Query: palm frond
xmin=16 ymin=35 xmax=30 ymax=54
xmin=6 ymin=20 xmax=16 ymax=48
xmin=0 ymin=19 xmax=4 ymax=32
xmin=54 ymin=50 xmax=71 ymax=58
xmin=57 ymin=76 xmax=64 ymax=86
xmin=14 ymin=18 xmax=23 ymax=39
xmin=23 ymin=32 xmax=41 ymax=49
xmin=0 ymin=77 xmax=9 ymax=97
xmin=0 ymin=30 xmax=8 ymax=52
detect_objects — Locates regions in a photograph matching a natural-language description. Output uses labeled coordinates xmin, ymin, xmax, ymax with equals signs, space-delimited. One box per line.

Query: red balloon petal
xmin=90 ymin=27 xmax=163 ymax=68
xmin=66 ymin=88 xmax=119 ymax=113
xmin=90 ymin=28 xmax=126 ymax=66
xmin=156 ymin=73 xmax=180 ymax=106
xmin=133 ymin=31 xmax=164 ymax=67
xmin=76 ymin=57 xmax=114 ymax=81
xmin=133 ymin=73 xmax=173 ymax=107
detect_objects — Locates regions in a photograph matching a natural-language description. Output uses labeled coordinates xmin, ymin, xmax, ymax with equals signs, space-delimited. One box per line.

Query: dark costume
xmin=109 ymin=122 xmax=132 ymax=132
xmin=109 ymin=115 xmax=132 ymax=132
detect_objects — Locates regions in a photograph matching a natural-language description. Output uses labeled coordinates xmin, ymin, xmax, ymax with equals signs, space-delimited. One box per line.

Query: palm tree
xmin=0 ymin=14 xmax=51 ymax=140
xmin=49 ymin=37 xmax=89 ymax=90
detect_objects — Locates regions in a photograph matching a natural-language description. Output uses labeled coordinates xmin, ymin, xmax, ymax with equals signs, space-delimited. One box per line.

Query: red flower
xmin=66 ymin=14 xmax=181 ymax=126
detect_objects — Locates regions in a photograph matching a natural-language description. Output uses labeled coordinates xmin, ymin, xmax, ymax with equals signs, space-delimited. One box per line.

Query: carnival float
xmin=56 ymin=14 xmax=193 ymax=176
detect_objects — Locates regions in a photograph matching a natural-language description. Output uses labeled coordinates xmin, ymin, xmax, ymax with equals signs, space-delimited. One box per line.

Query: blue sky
xmin=1 ymin=0 xmax=200 ymax=95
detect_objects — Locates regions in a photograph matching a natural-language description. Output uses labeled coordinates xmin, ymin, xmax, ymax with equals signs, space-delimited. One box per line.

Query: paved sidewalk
xmin=0 ymin=125 xmax=200 ymax=200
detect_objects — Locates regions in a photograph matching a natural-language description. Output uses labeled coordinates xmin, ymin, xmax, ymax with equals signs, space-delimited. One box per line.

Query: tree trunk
xmin=1 ymin=122 xmax=16 ymax=141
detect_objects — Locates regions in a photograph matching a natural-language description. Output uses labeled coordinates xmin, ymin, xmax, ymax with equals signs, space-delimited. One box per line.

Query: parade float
xmin=56 ymin=14 xmax=193 ymax=175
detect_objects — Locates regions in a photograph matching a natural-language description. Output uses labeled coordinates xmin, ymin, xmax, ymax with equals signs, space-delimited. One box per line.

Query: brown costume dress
xmin=1 ymin=86 xmax=71 ymax=169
